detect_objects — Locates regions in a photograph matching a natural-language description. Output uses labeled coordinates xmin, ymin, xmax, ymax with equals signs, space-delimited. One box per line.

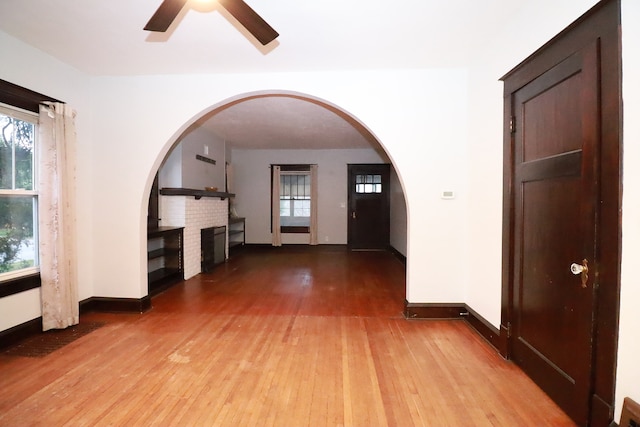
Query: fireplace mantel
xmin=160 ymin=187 xmax=235 ymax=200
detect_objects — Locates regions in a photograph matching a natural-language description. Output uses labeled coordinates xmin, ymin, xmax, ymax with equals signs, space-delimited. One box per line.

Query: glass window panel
xmin=373 ymin=175 xmax=381 ymax=184
xmin=0 ymin=114 xmax=35 ymax=191
xmin=0 ymin=196 xmax=37 ymax=273
xmin=279 ymin=199 xmax=291 ymax=216
xmin=293 ymin=200 xmax=310 ymax=217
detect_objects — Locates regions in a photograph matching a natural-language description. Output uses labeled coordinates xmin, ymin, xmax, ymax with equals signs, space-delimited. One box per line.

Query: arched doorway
xmin=146 ymin=91 xmax=408 ymax=297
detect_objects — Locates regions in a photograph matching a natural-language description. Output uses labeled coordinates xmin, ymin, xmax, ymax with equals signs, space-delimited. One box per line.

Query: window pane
xmin=293 ymin=200 xmax=310 ymax=217
xmin=0 ymin=196 xmax=37 ymax=273
xmin=279 ymin=199 xmax=291 ymax=217
xmin=0 ymin=114 xmax=35 ymax=191
xmin=355 ymin=174 xmax=383 ymax=193
xmin=0 ymin=115 xmax=14 ymax=189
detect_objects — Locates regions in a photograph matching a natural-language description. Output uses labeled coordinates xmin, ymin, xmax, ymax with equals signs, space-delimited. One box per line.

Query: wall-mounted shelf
xmin=160 ymin=187 xmax=236 ymax=200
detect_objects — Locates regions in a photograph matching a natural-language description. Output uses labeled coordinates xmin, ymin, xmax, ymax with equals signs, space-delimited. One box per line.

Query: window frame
xmin=272 ymin=164 xmax=312 ymax=234
xmin=0 ymin=78 xmax=59 ymax=296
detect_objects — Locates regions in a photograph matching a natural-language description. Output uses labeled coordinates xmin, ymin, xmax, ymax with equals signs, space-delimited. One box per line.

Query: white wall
xmin=231 ymin=148 xmax=387 ymax=245
xmin=82 ymin=68 xmax=468 ymax=305
xmin=0 ymin=31 xmax=93 ymax=332
xmin=390 ymin=167 xmax=407 ymax=256
xmin=159 ymin=126 xmax=226 ymax=190
xmin=3 ymin=0 xmax=637 ymax=420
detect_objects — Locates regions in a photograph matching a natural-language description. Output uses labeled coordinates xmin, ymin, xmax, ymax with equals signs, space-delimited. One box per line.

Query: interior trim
xmin=0 ymin=78 xmax=61 ymax=113
xmin=79 ymin=296 xmax=152 ymax=314
xmin=0 ymin=273 xmax=41 ymax=298
xmin=0 ymin=317 xmax=42 ymax=351
xmin=404 ymin=301 xmax=501 ymax=352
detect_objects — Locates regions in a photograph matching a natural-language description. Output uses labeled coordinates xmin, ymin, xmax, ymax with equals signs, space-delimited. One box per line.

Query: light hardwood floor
xmin=0 ymin=247 xmax=575 ymax=426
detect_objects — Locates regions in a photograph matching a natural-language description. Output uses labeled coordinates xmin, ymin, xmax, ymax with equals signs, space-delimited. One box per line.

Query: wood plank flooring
xmin=0 ymin=246 xmax=576 ymax=426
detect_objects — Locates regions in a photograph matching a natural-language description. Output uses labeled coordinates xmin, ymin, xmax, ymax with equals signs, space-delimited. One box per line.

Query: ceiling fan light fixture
xmin=144 ymin=0 xmax=279 ymax=45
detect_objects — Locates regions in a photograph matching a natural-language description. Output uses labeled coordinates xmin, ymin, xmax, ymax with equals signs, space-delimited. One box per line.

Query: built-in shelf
xmin=147 ymin=226 xmax=184 ymax=296
xmin=160 ymin=187 xmax=235 ymax=200
xmin=229 ymin=217 xmax=245 ymax=249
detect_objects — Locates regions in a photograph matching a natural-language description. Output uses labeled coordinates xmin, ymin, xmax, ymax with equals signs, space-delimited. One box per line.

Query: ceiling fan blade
xmin=217 ymin=0 xmax=279 ymax=45
xmin=144 ymin=0 xmax=188 ymax=32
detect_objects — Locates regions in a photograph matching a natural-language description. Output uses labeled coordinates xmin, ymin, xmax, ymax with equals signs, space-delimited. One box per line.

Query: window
xmin=355 ymin=174 xmax=382 ymax=193
xmin=0 ymin=79 xmax=57 ymax=296
xmin=273 ymin=164 xmax=312 ymax=233
xmin=0 ymin=104 xmax=39 ymax=279
xmin=280 ymin=173 xmax=311 ymax=228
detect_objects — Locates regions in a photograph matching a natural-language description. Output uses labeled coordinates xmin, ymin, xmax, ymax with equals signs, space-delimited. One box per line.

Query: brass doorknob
xmin=570 ymin=259 xmax=589 ymax=288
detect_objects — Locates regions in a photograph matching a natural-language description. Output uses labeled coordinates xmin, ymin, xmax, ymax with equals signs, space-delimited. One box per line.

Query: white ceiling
xmin=0 ymin=0 xmax=521 ymax=150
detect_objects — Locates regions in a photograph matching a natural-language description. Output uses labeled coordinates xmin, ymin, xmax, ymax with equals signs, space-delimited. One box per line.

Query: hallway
xmin=0 ymin=247 xmax=575 ymax=426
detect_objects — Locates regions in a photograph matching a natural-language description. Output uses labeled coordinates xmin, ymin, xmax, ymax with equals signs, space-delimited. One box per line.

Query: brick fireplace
xmin=160 ymin=195 xmax=228 ymax=279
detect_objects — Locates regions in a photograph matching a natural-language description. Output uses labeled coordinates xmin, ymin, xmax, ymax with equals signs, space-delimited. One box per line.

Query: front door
xmin=502 ymin=1 xmax=621 ymax=425
xmin=347 ymin=164 xmax=390 ymax=250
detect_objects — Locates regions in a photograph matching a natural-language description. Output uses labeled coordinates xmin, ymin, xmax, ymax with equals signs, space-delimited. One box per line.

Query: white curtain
xmin=309 ymin=164 xmax=318 ymax=245
xmin=271 ymin=166 xmax=282 ymax=246
xmin=38 ymin=103 xmax=79 ymax=331
xmin=226 ymin=162 xmax=234 ymax=194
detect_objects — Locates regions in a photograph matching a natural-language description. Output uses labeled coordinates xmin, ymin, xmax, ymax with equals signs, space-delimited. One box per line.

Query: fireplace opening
xmin=201 ymin=226 xmax=226 ymax=272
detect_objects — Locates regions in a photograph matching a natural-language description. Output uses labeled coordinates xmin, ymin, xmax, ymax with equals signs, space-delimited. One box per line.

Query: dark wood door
xmin=347 ymin=164 xmax=390 ymax=250
xmin=502 ymin=2 xmax=621 ymax=425
xmin=512 ymin=42 xmax=598 ymax=426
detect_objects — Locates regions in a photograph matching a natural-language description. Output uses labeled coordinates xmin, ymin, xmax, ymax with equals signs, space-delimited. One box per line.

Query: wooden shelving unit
xmin=228 ymin=217 xmax=245 ymax=251
xmin=147 ymin=226 xmax=184 ymax=295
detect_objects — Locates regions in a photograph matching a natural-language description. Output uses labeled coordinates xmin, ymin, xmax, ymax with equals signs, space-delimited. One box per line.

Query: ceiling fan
xmin=144 ymin=0 xmax=279 ymax=46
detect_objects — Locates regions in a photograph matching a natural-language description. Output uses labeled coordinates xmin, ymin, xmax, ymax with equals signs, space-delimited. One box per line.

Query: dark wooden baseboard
xmin=404 ymin=302 xmax=466 ymax=319
xmin=80 ymin=296 xmax=151 ymax=314
xmin=0 ymin=296 xmax=151 ymax=351
xmin=0 ymin=316 xmax=42 ymax=351
xmin=404 ymin=301 xmax=502 ymax=352
xmin=464 ymin=305 xmax=501 ymax=352
xmin=388 ymin=245 xmax=407 ymax=265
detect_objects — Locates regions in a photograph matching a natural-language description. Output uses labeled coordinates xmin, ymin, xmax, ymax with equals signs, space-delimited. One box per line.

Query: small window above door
xmin=355 ymin=174 xmax=382 ymax=193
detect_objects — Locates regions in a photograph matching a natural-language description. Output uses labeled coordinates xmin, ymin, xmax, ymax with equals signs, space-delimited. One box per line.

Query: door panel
xmin=511 ymin=42 xmax=598 ymax=426
xmin=501 ymin=1 xmax=622 ymax=425
xmin=348 ymin=164 xmax=390 ymax=250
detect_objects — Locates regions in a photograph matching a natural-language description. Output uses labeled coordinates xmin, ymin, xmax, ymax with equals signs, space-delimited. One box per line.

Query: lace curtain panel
xmin=38 ymin=103 xmax=79 ymax=331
